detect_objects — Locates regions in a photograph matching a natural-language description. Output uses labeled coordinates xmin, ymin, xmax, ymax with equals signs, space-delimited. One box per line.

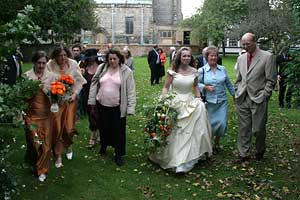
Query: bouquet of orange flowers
xmin=144 ymin=93 xmax=178 ymax=153
xmin=49 ymin=75 xmax=74 ymax=112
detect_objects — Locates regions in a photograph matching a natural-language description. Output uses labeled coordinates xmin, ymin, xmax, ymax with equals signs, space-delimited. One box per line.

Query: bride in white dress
xmin=149 ymin=47 xmax=213 ymax=173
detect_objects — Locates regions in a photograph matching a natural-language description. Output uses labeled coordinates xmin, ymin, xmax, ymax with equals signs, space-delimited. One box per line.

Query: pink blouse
xmin=96 ymin=70 xmax=121 ymax=107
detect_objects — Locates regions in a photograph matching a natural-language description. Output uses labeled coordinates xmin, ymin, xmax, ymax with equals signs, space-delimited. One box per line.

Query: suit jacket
xmin=197 ymin=55 xmax=222 ymax=69
xmin=1 ymin=55 xmax=22 ymax=85
xmin=147 ymin=49 xmax=160 ymax=69
xmin=196 ymin=55 xmax=206 ymax=69
xmin=235 ymin=49 xmax=276 ymax=105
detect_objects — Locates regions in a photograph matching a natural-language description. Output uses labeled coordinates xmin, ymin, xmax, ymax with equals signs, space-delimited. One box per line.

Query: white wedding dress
xmin=149 ymin=69 xmax=213 ymax=173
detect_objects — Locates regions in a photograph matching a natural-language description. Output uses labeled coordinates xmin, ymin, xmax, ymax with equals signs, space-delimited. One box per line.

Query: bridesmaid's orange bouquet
xmin=49 ymin=75 xmax=74 ymax=112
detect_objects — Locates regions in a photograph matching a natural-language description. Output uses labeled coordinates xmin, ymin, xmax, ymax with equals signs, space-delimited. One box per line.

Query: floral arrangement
xmin=144 ymin=93 xmax=179 ymax=153
xmin=49 ymin=75 xmax=74 ymax=112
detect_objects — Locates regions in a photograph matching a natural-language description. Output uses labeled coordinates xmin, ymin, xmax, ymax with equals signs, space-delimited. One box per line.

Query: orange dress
xmin=160 ymin=52 xmax=166 ymax=77
xmin=46 ymin=58 xmax=86 ymax=155
xmin=24 ymin=69 xmax=54 ymax=175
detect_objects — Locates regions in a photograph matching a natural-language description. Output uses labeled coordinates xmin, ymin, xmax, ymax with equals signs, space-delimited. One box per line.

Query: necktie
xmin=247 ymin=53 xmax=253 ymax=71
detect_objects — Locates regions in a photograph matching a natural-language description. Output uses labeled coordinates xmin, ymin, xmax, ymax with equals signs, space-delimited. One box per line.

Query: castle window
xmin=160 ymin=31 xmax=172 ymax=38
xmin=125 ymin=17 xmax=134 ymax=34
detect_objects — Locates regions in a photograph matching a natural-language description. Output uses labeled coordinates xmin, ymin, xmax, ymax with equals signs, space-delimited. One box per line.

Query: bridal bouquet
xmin=144 ymin=93 xmax=179 ymax=153
xmin=49 ymin=75 xmax=74 ymax=112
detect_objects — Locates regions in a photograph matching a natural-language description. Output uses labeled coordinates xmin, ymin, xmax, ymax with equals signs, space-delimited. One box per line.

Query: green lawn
xmin=4 ymin=56 xmax=300 ymax=199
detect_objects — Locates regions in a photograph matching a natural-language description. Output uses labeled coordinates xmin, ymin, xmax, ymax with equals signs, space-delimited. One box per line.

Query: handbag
xmin=200 ymin=68 xmax=207 ymax=103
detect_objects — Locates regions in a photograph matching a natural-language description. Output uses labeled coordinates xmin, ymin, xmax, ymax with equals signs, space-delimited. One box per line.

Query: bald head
xmin=242 ymin=33 xmax=256 ymax=42
xmin=202 ymin=47 xmax=208 ymax=55
xmin=241 ymin=33 xmax=257 ymax=53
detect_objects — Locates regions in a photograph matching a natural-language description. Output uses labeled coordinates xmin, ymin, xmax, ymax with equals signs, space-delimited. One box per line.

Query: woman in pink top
xmin=88 ymin=48 xmax=136 ymax=166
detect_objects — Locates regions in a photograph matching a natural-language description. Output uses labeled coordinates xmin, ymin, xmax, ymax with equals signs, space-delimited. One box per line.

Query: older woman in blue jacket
xmin=198 ymin=46 xmax=235 ymax=154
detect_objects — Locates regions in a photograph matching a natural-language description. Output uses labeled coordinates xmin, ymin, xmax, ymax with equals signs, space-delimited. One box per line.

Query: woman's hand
xmin=69 ymin=93 xmax=77 ymax=102
xmin=205 ymin=85 xmax=215 ymax=92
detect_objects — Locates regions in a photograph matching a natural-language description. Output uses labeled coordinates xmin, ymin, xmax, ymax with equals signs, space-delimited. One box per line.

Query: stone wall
xmin=86 ymin=44 xmax=200 ymax=57
xmin=94 ymin=3 xmax=153 ymax=44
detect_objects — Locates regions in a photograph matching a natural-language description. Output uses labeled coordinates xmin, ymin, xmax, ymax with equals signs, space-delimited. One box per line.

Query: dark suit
xmin=147 ymin=48 xmax=160 ymax=85
xmin=0 ymin=55 xmax=22 ymax=85
xmin=235 ymin=49 xmax=276 ymax=158
xmin=197 ymin=55 xmax=222 ymax=69
xmin=276 ymin=54 xmax=292 ymax=108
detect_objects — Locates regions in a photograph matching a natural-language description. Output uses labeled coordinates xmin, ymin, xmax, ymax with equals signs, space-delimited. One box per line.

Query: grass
xmin=4 ymin=55 xmax=300 ymax=199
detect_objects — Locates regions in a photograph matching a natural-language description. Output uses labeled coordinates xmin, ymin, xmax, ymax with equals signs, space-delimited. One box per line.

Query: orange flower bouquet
xmin=49 ymin=81 xmax=66 ymax=112
xmin=57 ymin=75 xmax=74 ymax=102
xmin=49 ymin=75 xmax=74 ymax=112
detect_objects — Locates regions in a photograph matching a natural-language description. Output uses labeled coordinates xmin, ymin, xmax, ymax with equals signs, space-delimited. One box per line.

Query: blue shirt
xmin=198 ymin=64 xmax=235 ymax=104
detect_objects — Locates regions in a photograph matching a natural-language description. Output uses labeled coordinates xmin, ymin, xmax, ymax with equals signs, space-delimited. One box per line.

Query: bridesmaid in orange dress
xmin=24 ymin=50 xmax=56 ymax=182
xmin=46 ymin=44 xmax=86 ymax=168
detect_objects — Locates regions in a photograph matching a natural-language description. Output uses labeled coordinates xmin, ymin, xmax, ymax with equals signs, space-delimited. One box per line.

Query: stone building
xmin=84 ymin=0 xmax=191 ymax=45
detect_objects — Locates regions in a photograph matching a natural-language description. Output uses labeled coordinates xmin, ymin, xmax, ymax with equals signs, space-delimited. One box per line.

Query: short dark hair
xmin=72 ymin=43 xmax=82 ymax=51
xmin=105 ymin=48 xmax=125 ymax=65
xmin=50 ymin=43 xmax=72 ymax=59
xmin=31 ymin=50 xmax=48 ymax=63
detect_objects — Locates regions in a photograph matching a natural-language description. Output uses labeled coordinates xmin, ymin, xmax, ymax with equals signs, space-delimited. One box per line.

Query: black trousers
xmin=150 ymin=64 xmax=160 ymax=85
xmin=96 ymin=103 xmax=126 ymax=157
xmin=278 ymin=77 xmax=292 ymax=108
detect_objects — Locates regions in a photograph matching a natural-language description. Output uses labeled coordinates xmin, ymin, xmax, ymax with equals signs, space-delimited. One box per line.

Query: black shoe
xmin=115 ymin=156 xmax=124 ymax=166
xmin=99 ymin=146 xmax=107 ymax=156
xmin=255 ymin=153 xmax=264 ymax=161
xmin=234 ymin=156 xmax=250 ymax=164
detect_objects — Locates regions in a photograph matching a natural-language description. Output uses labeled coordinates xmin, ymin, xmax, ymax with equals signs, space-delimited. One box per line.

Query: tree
xmin=0 ymin=6 xmax=41 ymax=199
xmin=0 ymin=0 xmax=97 ymax=43
xmin=236 ymin=0 xmax=300 ymax=54
xmin=182 ymin=0 xmax=247 ymax=54
xmin=184 ymin=0 xmax=300 ymax=55
xmin=0 ymin=0 xmax=31 ymax=25
xmin=30 ymin=0 xmax=97 ymax=43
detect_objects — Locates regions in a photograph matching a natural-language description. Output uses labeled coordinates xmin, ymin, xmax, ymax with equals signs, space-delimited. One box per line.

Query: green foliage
xmin=0 ymin=77 xmax=40 ymax=122
xmin=186 ymin=0 xmax=300 ymax=55
xmin=30 ymin=0 xmax=97 ymax=43
xmin=0 ymin=0 xmax=97 ymax=43
xmin=0 ymin=0 xmax=30 ymax=25
xmin=286 ymin=49 xmax=300 ymax=107
xmin=0 ymin=5 xmax=40 ymax=56
xmin=0 ymin=128 xmax=20 ymax=200
xmin=183 ymin=0 xmax=247 ymax=46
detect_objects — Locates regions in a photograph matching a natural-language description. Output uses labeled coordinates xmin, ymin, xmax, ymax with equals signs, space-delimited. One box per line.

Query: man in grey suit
xmin=234 ymin=33 xmax=276 ymax=163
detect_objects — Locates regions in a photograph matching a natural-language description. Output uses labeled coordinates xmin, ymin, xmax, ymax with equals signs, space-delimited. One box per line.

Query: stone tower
xmin=152 ymin=0 xmax=183 ymax=25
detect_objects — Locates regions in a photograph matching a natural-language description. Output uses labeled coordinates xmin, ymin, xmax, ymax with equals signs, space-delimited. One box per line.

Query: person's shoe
xmin=55 ymin=157 xmax=63 ymax=168
xmin=66 ymin=151 xmax=73 ymax=160
xmin=87 ymin=140 xmax=95 ymax=149
xmin=213 ymin=146 xmax=221 ymax=155
xmin=255 ymin=153 xmax=264 ymax=161
xmin=66 ymin=146 xmax=73 ymax=160
xmin=38 ymin=174 xmax=46 ymax=182
xmin=99 ymin=146 xmax=107 ymax=156
xmin=234 ymin=156 xmax=250 ymax=164
xmin=115 ymin=156 xmax=124 ymax=166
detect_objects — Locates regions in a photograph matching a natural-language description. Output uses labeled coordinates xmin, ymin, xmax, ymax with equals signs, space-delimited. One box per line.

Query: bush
xmin=286 ymin=49 xmax=300 ymax=108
